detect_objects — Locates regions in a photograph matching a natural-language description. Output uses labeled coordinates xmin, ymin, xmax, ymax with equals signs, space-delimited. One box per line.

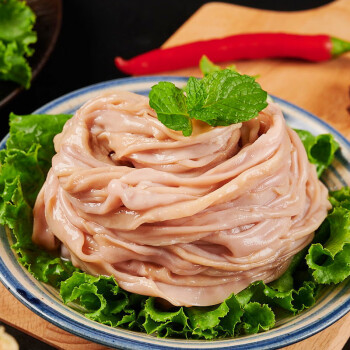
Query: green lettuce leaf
xmin=187 ymin=299 xmax=232 ymax=339
xmin=236 ymin=248 xmax=318 ymax=316
xmin=142 ymin=292 xmax=275 ymax=339
xmin=142 ymin=298 xmax=190 ymax=338
xmin=0 ymin=0 xmax=37 ymax=53
xmin=0 ymin=145 xmax=44 ymax=207
xmin=0 ymin=0 xmax=37 ymax=87
xmin=239 ymin=303 xmax=275 ymax=335
xmin=294 ymin=129 xmax=339 ymax=177
xmin=0 ymin=40 xmax=31 ymax=88
xmin=0 ymin=113 xmax=76 ymax=288
xmin=60 ymin=272 xmax=140 ymax=328
xmin=0 ymin=175 xmax=77 ymax=287
xmin=0 ymin=176 xmax=34 ymax=248
xmin=306 ymin=188 xmax=350 ymax=284
xmin=329 ymin=186 xmax=350 ymax=210
xmin=7 ymin=113 xmax=72 ymax=172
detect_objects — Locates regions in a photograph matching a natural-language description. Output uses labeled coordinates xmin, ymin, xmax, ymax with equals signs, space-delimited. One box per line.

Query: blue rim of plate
xmin=0 ymin=76 xmax=350 ymax=350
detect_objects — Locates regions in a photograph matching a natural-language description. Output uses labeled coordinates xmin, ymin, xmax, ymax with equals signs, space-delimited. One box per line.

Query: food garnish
xmin=149 ymin=69 xmax=267 ymax=136
xmin=115 ymin=33 xmax=350 ymax=75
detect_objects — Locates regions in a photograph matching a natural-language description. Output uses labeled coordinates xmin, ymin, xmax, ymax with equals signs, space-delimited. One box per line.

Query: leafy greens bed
xmin=0 ymin=0 xmax=37 ymax=88
xmin=0 ymin=111 xmax=350 ymax=339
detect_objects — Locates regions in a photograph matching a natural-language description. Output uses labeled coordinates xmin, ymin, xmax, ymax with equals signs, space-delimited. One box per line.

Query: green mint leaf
xmin=185 ymin=76 xmax=205 ymax=111
xmin=199 ymin=55 xmax=237 ymax=76
xmin=150 ymin=70 xmax=267 ymax=135
xmin=149 ymin=81 xmax=192 ymax=136
xmin=199 ymin=55 xmax=221 ymax=76
xmin=187 ymin=70 xmax=268 ymax=126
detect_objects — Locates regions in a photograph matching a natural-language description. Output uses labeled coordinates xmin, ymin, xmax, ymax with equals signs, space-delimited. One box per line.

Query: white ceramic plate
xmin=1 ymin=76 xmax=350 ymax=350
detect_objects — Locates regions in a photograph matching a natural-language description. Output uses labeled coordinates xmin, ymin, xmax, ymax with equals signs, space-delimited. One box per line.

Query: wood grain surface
xmin=1 ymin=1 xmax=350 ymax=349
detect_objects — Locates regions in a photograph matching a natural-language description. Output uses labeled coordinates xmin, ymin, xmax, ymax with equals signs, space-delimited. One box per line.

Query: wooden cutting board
xmin=1 ymin=1 xmax=350 ymax=349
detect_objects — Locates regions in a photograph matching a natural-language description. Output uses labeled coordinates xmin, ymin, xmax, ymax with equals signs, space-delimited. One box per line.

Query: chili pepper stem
xmin=331 ymin=37 xmax=350 ymax=57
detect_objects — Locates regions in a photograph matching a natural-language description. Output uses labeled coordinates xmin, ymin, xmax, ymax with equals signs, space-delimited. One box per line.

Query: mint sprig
xmin=199 ymin=55 xmax=222 ymax=76
xmin=148 ymin=81 xmax=192 ymax=136
xmin=149 ymin=69 xmax=268 ymax=136
xmin=199 ymin=55 xmax=237 ymax=76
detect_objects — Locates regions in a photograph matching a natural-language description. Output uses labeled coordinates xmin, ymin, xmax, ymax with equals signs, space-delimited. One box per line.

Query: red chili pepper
xmin=115 ymin=33 xmax=350 ymax=75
